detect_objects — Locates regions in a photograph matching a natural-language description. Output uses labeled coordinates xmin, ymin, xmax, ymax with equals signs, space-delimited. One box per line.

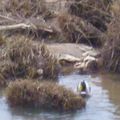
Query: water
xmin=0 ymin=73 xmax=120 ymax=120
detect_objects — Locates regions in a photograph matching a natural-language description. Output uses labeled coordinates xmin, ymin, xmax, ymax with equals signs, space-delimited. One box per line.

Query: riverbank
xmin=47 ymin=43 xmax=101 ymax=73
xmin=0 ymin=0 xmax=119 ymax=114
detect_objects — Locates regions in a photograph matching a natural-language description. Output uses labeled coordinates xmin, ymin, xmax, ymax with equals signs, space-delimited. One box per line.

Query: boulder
xmin=74 ymin=55 xmax=98 ymax=73
xmin=84 ymin=55 xmax=96 ymax=63
xmin=59 ymin=54 xmax=81 ymax=63
xmin=74 ymin=62 xmax=87 ymax=74
xmin=85 ymin=59 xmax=98 ymax=72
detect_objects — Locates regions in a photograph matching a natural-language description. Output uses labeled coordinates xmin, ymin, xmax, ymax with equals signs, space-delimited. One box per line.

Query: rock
xmin=74 ymin=62 xmax=87 ymax=74
xmin=82 ymin=51 xmax=99 ymax=58
xmin=47 ymin=43 xmax=101 ymax=71
xmin=96 ymin=58 xmax=103 ymax=68
xmin=47 ymin=43 xmax=99 ymax=59
xmin=85 ymin=60 xmax=98 ymax=72
xmin=37 ymin=69 xmax=43 ymax=75
xmin=84 ymin=55 xmax=96 ymax=62
xmin=59 ymin=54 xmax=81 ymax=63
xmin=74 ymin=62 xmax=82 ymax=69
xmin=45 ymin=0 xmax=58 ymax=2
xmin=84 ymin=56 xmax=98 ymax=72
xmin=74 ymin=55 xmax=98 ymax=73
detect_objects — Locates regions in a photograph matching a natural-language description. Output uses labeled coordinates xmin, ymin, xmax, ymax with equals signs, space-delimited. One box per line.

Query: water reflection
xmin=4 ymin=98 xmax=76 ymax=120
xmin=99 ymin=73 xmax=120 ymax=119
xmin=59 ymin=73 xmax=116 ymax=120
xmin=0 ymin=73 xmax=120 ymax=120
xmin=2 ymin=105 xmax=77 ymax=120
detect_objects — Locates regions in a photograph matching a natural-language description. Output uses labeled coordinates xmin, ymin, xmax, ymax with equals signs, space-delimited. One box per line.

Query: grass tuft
xmin=6 ymin=80 xmax=85 ymax=111
xmin=3 ymin=0 xmax=48 ymax=18
xmin=102 ymin=1 xmax=120 ymax=72
xmin=0 ymin=36 xmax=59 ymax=86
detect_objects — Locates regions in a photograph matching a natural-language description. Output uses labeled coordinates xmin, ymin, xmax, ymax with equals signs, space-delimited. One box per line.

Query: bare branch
xmin=0 ymin=23 xmax=53 ymax=33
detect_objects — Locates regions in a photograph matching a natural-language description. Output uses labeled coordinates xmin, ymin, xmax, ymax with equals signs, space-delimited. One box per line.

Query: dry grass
xmin=102 ymin=1 xmax=120 ymax=72
xmin=47 ymin=1 xmax=112 ymax=47
xmin=6 ymin=80 xmax=85 ymax=111
xmin=7 ymin=36 xmax=39 ymax=64
xmin=0 ymin=36 xmax=40 ymax=86
xmin=69 ymin=0 xmax=112 ymax=32
xmin=0 ymin=0 xmax=53 ymax=39
xmin=0 ymin=0 xmax=112 ymax=48
xmin=0 ymin=0 xmax=119 ymax=75
xmin=110 ymin=0 xmax=120 ymax=16
xmin=57 ymin=13 xmax=103 ymax=47
xmin=0 ymin=34 xmax=6 ymax=46
xmin=2 ymin=0 xmax=49 ymax=18
xmin=41 ymin=44 xmax=59 ymax=80
xmin=0 ymin=36 xmax=59 ymax=86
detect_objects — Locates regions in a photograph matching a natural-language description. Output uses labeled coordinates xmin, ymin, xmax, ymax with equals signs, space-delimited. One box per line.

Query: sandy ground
xmin=47 ymin=43 xmax=99 ymax=59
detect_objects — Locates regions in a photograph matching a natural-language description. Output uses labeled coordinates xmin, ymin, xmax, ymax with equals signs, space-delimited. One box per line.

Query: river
xmin=0 ymin=73 xmax=120 ymax=120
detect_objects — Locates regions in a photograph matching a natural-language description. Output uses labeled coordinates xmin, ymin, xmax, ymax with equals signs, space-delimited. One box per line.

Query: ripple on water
xmin=0 ymin=73 xmax=119 ymax=120
xmin=59 ymin=73 xmax=117 ymax=120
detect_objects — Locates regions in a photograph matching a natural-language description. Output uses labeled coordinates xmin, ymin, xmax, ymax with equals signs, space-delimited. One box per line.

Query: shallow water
xmin=0 ymin=73 xmax=120 ymax=120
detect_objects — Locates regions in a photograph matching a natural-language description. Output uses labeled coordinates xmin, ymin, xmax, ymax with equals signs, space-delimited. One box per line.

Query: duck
xmin=77 ymin=80 xmax=91 ymax=97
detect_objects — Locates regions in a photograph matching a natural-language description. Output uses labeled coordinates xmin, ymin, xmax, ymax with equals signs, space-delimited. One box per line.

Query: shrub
xmin=57 ymin=13 xmax=103 ymax=47
xmin=41 ymin=44 xmax=59 ymax=80
xmin=0 ymin=36 xmax=59 ymax=86
xmin=69 ymin=0 xmax=112 ymax=32
xmin=6 ymin=80 xmax=85 ymax=111
xmin=102 ymin=1 xmax=120 ymax=72
xmin=6 ymin=36 xmax=41 ymax=78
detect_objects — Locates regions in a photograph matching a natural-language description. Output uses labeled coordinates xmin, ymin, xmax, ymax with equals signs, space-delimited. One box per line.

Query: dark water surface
xmin=0 ymin=73 xmax=120 ymax=120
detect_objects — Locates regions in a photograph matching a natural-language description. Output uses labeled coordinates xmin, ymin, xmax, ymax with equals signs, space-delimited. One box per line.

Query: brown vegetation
xmin=6 ymin=80 xmax=85 ymax=111
xmin=41 ymin=44 xmax=59 ymax=79
xmin=69 ymin=0 xmax=112 ymax=32
xmin=48 ymin=0 xmax=112 ymax=47
xmin=102 ymin=1 xmax=120 ymax=73
xmin=0 ymin=34 xmax=6 ymax=46
xmin=0 ymin=0 xmax=119 ymax=114
xmin=0 ymin=0 xmax=112 ymax=47
xmin=0 ymin=36 xmax=59 ymax=86
xmin=0 ymin=0 xmax=54 ymax=38
xmin=0 ymin=0 xmax=119 ymax=76
xmin=2 ymin=0 xmax=49 ymax=18
xmin=57 ymin=13 xmax=103 ymax=47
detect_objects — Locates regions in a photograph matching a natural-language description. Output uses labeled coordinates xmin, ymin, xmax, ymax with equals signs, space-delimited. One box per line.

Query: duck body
xmin=77 ymin=81 xmax=91 ymax=97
